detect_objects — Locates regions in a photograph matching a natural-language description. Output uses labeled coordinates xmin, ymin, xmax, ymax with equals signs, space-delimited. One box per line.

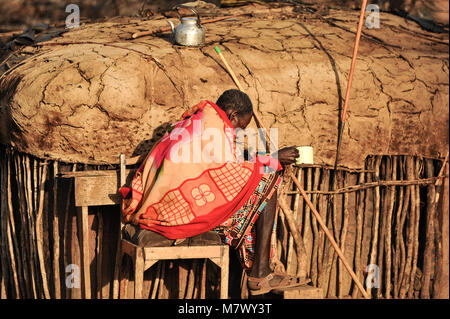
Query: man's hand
xmin=273 ymin=146 xmax=299 ymax=166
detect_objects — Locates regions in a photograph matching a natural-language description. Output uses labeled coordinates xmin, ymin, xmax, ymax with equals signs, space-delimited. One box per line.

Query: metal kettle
xmin=167 ymin=6 xmax=205 ymax=47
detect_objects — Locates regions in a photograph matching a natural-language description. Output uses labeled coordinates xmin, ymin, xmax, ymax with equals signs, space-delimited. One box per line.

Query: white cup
xmin=296 ymin=146 xmax=314 ymax=165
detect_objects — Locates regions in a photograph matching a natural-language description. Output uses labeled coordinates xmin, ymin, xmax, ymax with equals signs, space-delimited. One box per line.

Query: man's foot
xmin=247 ymin=272 xmax=310 ymax=296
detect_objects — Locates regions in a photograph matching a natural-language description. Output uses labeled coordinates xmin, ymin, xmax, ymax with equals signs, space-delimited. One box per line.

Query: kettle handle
xmin=167 ymin=19 xmax=175 ymax=36
xmin=173 ymin=5 xmax=202 ymax=27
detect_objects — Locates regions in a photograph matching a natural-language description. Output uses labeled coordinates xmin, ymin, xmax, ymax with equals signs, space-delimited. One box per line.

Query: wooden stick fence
xmin=0 ymin=145 xmax=448 ymax=299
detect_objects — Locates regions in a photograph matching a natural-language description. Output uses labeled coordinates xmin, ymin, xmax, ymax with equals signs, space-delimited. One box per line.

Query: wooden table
xmin=60 ymin=170 xmax=123 ymax=299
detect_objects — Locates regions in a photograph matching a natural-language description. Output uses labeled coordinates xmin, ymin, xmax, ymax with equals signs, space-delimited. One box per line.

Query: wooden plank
xmin=75 ymin=175 xmax=121 ymax=207
xmin=61 ymin=170 xmax=117 ymax=178
xmin=60 ymin=169 xmax=136 ymax=179
xmin=144 ymin=246 xmax=223 ymax=260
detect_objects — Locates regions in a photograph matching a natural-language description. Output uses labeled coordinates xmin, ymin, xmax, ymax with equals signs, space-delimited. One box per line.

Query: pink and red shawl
xmin=120 ymin=100 xmax=281 ymax=239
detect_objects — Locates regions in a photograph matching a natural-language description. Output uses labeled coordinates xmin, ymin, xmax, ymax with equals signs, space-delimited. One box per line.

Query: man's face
xmin=226 ymin=109 xmax=253 ymax=130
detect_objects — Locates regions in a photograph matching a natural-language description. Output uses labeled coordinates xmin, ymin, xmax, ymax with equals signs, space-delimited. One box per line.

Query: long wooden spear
xmin=334 ymin=0 xmax=368 ymax=170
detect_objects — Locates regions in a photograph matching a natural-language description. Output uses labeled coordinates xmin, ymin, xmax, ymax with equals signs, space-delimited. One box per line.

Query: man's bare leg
xmin=249 ymin=190 xmax=277 ymax=279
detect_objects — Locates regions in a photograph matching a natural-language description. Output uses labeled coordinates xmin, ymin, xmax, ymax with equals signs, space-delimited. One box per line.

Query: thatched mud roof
xmin=0 ymin=5 xmax=448 ymax=167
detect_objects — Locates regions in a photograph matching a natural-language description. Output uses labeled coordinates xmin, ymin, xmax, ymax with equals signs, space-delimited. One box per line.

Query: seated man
xmin=120 ymin=89 xmax=302 ymax=296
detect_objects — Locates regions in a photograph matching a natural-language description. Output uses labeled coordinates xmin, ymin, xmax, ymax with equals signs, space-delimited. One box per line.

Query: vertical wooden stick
xmin=0 ymin=155 xmax=11 ymax=298
xmin=96 ymin=209 xmax=103 ymax=299
xmin=157 ymin=261 xmax=167 ymax=299
xmin=368 ymin=156 xmax=382 ymax=297
xmin=201 ymin=259 xmax=207 ymax=299
xmin=399 ymin=156 xmax=415 ymax=298
xmin=421 ymin=159 xmax=436 ymax=298
xmin=7 ymin=152 xmax=25 ymax=297
xmin=385 ymin=156 xmax=397 ymax=299
xmin=338 ymin=172 xmax=350 ymax=298
xmin=52 ymin=161 xmax=61 ymax=299
xmin=310 ymin=168 xmax=321 ymax=286
xmin=151 ymin=262 xmax=162 ymax=299
xmin=317 ymin=169 xmax=329 ymax=290
xmin=393 ymin=156 xmax=405 ymax=298
xmin=352 ymin=170 xmax=365 ymax=298
xmin=408 ymin=157 xmax=421 ymax=298
xmin=36 ymin=161 xmax=50 ymax=298
xmin=377 ymin=158 xmax=388 ymax=298
xmin=303 ymin=168 xmax=313 ymax=277
xmin=278 ymin=196 xmax=308 ymax=279
xmin=14 ymin=154 xmax=31 ymax=298
xmin=24 ymin=156 xmax=38 ymax=298
xmin=63 ymin=163 xmax=77 ymax=299
xmin=326 ymin=171 xmax=340 ymax=297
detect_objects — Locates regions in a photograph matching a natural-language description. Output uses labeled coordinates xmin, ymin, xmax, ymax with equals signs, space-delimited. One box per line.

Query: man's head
xmin=216 ymin=89 xmax=253 ymax=129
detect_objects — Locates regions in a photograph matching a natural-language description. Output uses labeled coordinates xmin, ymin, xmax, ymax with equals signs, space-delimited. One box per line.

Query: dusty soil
xmin=0 ymin=4 xmax=448 ymax=168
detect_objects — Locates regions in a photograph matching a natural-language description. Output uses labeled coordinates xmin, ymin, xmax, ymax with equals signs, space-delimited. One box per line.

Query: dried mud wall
xmin=0 ymin=8 xmax=448 ymax=168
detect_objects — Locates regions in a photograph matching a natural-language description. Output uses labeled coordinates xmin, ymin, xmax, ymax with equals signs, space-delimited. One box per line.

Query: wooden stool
xmin=120 ymin=239 xmax=229 ymax=299
xmin=112 ymin=154 xmax=230 ymax=299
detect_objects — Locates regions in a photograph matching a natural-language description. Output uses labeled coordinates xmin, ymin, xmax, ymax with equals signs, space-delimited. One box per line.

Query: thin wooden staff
xmin=214 ymin=45 xmax=270 ymax=139
xmin=334 ymin=0 xmax=368 ymax=169
xmin=290 ymin=173 xmax=370 ymax=299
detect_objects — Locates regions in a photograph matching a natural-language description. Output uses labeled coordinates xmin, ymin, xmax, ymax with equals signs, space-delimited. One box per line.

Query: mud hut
xmin=0 ymin=1 xmax=448 ymax=299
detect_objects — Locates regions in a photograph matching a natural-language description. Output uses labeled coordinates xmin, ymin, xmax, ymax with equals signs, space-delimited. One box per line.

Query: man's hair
xmin=216 ymin=89 xmax=253 ymax=116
